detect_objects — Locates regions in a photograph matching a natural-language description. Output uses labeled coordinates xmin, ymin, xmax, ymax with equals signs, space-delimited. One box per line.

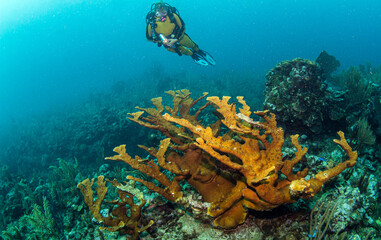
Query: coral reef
xmin=105 ymin=90 xmax=357 ymax=229
xmin=0 ymin=64 xmax=378 ymax=239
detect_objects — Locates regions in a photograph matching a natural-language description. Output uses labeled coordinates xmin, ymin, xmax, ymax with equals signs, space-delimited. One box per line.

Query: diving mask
xmin=155 ymin=9 xmax=167 ymax=21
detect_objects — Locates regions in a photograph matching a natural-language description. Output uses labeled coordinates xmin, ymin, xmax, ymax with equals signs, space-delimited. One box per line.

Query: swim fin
xmin=191 ymin=50 xmax=216 ymax=66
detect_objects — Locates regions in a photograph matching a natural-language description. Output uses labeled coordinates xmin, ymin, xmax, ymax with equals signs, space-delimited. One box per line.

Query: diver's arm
xmin=164 ymin=38 xmax=178 ymax=47
xmin=146 ymin=24 xmax=157 ymax=42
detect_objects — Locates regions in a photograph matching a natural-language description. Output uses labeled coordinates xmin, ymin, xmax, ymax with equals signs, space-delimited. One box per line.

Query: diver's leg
xmin=178 ymin=34 xmax=200 ymax=53
xmin=179 ymin=34 xmax=215 ymax=66
xmin=163 ymin=45 xmax=191 ymax=56
xmin=165 ymin=47 xmax=177 ymax=54
xmin=176 ymin=46 xmax=193 ymax=56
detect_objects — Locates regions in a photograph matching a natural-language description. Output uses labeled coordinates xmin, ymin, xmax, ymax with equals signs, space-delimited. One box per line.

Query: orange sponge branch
xmin=101 ymin=91 xmax=357 ymax=230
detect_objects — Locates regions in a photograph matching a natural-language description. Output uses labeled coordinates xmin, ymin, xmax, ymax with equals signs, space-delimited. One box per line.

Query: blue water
xmin=0 ymin=0 xmax=380 ymax=126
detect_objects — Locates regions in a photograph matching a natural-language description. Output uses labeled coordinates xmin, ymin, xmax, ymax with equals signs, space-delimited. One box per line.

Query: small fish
xmin=308 ymin=229 xmax=317 ymax=238
xmin=318 ymin=157 xmax=326 ymax=162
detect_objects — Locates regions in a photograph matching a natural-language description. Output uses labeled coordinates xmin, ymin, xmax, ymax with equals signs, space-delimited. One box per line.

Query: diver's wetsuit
xmin=146 ymin=13 xmax=199 ymax=56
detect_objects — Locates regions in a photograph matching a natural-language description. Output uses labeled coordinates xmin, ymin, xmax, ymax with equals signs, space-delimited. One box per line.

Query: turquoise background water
xmin=0 ymin=0 xmax=380 ymax=126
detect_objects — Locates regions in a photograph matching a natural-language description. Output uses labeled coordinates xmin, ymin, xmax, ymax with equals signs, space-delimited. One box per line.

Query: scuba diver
xmin=146 ymin=1 xmax=216 ymax=66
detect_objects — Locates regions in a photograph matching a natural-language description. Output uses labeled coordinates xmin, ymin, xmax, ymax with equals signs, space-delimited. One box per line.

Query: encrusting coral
xmin=103 ymin=90 xmax=357 ymax=230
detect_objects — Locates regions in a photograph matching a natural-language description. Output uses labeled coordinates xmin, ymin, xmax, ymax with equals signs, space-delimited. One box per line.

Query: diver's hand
xmin=164 ymin=38 xmax=178 ymax=47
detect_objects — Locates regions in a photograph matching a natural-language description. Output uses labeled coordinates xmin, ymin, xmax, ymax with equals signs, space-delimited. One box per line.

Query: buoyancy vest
xmin=146 ymin=5 xmax=185 ymax=42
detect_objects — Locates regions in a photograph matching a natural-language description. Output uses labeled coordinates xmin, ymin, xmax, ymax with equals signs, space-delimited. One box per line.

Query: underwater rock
xmin=263 ymin=58 xmax=348 ymax=134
